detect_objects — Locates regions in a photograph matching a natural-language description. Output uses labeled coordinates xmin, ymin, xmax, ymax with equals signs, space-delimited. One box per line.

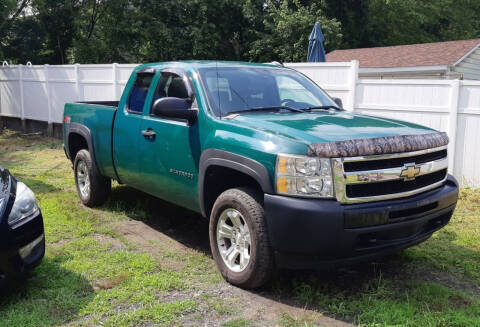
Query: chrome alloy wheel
xmin=76 ymin=160 xmax=90 ymax=199
xmin=216 ymin=208 xmax=251 ymax=272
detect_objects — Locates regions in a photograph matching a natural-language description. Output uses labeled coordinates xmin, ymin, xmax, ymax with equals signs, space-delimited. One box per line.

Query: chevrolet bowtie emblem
xmin=400 ymin=164 xmax=421 ymax=181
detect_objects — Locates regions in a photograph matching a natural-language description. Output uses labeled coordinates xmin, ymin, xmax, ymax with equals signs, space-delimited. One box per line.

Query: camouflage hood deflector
xmin=308 ymin=132 xmax=449 ymax=158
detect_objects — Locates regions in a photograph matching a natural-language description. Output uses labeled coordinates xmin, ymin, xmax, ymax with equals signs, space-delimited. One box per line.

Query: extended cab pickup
xmin=63 ymin=61 xmax=459 ymax=289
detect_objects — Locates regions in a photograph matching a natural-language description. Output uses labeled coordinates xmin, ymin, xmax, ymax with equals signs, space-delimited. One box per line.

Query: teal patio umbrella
xmin=307 ymin=22 xmax=326 ymax=62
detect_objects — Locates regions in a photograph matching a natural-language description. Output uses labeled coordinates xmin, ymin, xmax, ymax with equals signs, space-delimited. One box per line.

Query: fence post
xmin=19 ymin=64 xmax=26 ymax=132
xmin=75 ymin=63 xmax=81 ymax=101
xmin=347 ymin=60 xmax=359 ymax=111
xmin=113 ymin=63 xmax=118 ymax=100
xmin=448 ymin=79 xmax=460 ymax=175
xmin=45 ymin=64 xmax=53 ymax=136
xmin=0 ymin=63 xmax=9 ymax=132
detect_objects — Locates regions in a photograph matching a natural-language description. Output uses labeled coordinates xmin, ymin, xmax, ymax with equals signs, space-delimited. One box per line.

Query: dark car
xmin=0 ymin=166 xmax=45 ymax=284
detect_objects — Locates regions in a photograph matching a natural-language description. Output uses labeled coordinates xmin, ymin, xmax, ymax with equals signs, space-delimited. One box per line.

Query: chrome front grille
xmin=332 ymin=146 xmax=448 ymax=203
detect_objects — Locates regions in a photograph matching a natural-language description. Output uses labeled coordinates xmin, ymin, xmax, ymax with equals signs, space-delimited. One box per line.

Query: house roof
xmin=326 ymin=39 xmax=480 ymax=68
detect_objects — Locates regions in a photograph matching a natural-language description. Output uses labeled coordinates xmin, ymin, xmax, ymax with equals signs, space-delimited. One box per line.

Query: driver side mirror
xmin=152 ymin=97 xmax=198 ymax=124
xmin=333 ymin=97 xmax=343 ymax=108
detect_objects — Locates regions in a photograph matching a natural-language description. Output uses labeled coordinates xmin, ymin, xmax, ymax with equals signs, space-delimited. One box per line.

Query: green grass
xmin=223 ymin=318 xmax=254 ymax=327
xmin=0 ymin=131 xmax=213 ymax=327
xmin=278 ymin=312 xmax=317 ymax=327
xmin=264 ymin=190 xmax=480 ymax=326
xmin=0 ymin=129 xmax=480 ymax=327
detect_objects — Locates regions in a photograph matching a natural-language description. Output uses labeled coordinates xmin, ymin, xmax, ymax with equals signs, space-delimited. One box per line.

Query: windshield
xmin=198 ymin=67 xmax=337 ymax=116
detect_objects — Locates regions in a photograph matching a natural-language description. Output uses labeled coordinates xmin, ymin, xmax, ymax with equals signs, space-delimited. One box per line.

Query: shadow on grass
xmin=0 ymin=163 xmax=59 ymax=194
xmin=0 ymin=257 xmax=94 ymax=326
xmin=101 ymin=185 xmax=480 ymax=326
xmin=104 ymin=185 xmax=211 ymax=254
xmin=0 ymin=151 xmax=31 ymax=168
xmin=0 ymin=129 xmax=59 ymax=146
xmin=11 ymin=174 xmax=59 ymax=194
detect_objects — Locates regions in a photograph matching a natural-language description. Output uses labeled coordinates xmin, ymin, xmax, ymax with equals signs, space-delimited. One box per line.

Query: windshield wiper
xmin=228 ymin=106 xmax=305 ymax=115
xmin=302 ymin=105 xmax=344 ymax=111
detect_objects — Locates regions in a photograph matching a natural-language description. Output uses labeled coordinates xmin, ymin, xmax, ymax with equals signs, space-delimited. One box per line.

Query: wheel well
xmin=203 ymin=165 xmax=263 ymax=218
xmin=68 ymin=133 xmax=88 ymax=161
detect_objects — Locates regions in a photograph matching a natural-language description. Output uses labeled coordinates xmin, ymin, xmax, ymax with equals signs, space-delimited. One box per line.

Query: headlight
xmin=276 ymin=154 xmax=334 ymax=198
xmin=8 ymin=182 xmax=39 ymax=225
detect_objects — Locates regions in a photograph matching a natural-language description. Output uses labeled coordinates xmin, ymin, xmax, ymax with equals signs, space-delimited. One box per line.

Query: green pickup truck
xmin=63 ymin=61 xmax=459 ymax=289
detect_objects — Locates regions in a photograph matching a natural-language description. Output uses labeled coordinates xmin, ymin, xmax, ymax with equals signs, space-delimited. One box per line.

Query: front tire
xmin=209 ymin=187 xmax=274 ymax=289
xmin=74 ymin=149 xmax=111 ymax=207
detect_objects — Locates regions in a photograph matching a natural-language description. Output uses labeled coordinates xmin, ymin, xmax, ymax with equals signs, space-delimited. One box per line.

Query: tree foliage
xmin=365 ymin=0 xmax=480 ymax=47
xmin=0 ymin=0 xmax=31 ymax=59
xmin=0 ymin=0 xmax=479 ymax=64
xmin=248 ymin=0 xmax=342 ymax=62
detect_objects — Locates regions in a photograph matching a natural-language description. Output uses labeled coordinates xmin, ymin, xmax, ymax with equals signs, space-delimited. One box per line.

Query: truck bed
xmin=64 ymin=102 xmax=118 ymax=179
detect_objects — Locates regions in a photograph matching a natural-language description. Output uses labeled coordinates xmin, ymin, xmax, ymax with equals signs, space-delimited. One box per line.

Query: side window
xmin=128 ymin=73 xmax=154 ymax=113
xmin=153 ymin=73 xmax=189 ymax=104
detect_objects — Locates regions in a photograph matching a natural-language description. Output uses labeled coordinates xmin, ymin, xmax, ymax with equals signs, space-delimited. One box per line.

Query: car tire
xmin=209 ymin=187 xmax=274 ymax=289
xmin=74 ymin=149 xmax=111 ymax=207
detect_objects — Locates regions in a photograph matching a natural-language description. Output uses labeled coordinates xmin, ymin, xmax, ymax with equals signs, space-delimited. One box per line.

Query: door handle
xmin=141 ymin=129 xmax=156 ymax=139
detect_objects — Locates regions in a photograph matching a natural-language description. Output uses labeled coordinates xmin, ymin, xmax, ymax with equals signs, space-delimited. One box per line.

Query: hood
xmin=0 ymin=167 xmax=12 ymax=220
xmin=229 ymin=111 xmax=436 ymax=145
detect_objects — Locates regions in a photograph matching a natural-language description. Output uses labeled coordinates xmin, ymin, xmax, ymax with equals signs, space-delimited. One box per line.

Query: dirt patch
xmin=112 ymin=219 xmax=201 ymax=271
xmin=409 ymin=266 xmax=480 ymax=296
xmin=93 ymin=273 xmax=128 ymax=291
xmin=92 ymin=233 xmax=126 ymax=251
xmin=112 ymin=219 xmax=353 ymax=327
xmin=371 ymin=257 xmax=480 ymax=297
xmin=49 ymin=238 xmax=73 ymax=247
xmin=235 ymin=289 xmax=351 ymax=327
xmin=175 ymin=284 xmax=353 ymax=327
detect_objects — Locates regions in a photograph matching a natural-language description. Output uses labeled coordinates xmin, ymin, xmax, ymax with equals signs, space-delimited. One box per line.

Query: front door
xmin=113 ymin=71 xmax=155 ymax=188
xmin=138 ymin=70 xmax=200 ymax=211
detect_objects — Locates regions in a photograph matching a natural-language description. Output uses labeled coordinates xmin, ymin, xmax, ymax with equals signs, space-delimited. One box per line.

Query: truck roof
xmin=134 ymin=60 xmax=283 ymax=73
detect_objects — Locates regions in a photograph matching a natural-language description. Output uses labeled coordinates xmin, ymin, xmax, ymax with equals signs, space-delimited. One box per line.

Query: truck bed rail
xmin=76 ymin=101 xmax=119 ymax=108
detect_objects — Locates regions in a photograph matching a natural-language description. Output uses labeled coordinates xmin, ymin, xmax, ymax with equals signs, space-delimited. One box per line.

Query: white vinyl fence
xmin=0 ymin=63 xmax=137 ymax=124
xmin=1 ymin=61 xmax=479 ymax=187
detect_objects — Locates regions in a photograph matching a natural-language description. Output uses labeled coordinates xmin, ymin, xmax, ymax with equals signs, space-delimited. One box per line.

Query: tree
xmin=323 ymin=0 xmax=370 ymax=49
xmin=0 ymin=0 xmax=30 ymax=35
xmin=0 ymin=0 xmax=31 ymax=60
xmin=72 ymin=0 xmax=263 ymax=63
xmin=4 ymin=0 xmax=479 ymax=65
xmin=1 ymin=15 xmax=47 ymax=63
xmin=249 ymin=0 xmax=342 ymax=62
xmin=365 ymin=0 xmax=480 ymax=48
xmin=72 ymin=0 xmax=138 ymax=63
xmin=32 ymin=0 xmax=80 ymax=64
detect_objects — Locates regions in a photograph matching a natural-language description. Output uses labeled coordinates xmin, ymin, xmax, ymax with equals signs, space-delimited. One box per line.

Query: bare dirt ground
xmin=113 ymin=218 xmax=353 ymax=327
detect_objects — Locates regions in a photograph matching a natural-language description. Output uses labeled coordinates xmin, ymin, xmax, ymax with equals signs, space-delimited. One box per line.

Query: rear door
xmin=138 ymin=69 xmax=200 ymax=211
xmin=113 ymin=70 xmax=156 ymax=187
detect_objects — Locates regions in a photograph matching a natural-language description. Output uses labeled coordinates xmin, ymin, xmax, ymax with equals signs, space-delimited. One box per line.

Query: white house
xmin=326 ymin=39 xmax=480 ymax=80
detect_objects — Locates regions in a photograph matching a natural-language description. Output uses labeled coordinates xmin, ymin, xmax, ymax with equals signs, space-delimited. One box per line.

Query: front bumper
xmin=0 ymin=210 xmax=45 ymax=280
xmin=264 ymin=175 xmax=459 ymax=269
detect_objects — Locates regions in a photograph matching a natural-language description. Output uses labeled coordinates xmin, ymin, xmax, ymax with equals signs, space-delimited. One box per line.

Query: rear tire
xmin=209 ymin=187 xmax=274 ymax=289
xmin=74 ymin=149 xmax=111 ymax=207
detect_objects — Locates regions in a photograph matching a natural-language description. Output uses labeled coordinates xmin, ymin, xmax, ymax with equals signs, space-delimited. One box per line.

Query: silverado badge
xmin=400 ymin=164 xmax=421 ymax=181
xmin=169 ymin=168 xmax=194 ymax=179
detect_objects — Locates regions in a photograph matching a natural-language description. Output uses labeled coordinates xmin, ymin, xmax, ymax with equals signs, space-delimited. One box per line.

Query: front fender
xmin=198 ymin=149 xmax=273 ymax=217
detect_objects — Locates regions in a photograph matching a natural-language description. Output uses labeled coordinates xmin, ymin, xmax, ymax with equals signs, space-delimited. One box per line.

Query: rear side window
xmin=128 ymin=73 xmax=154 ymax=113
